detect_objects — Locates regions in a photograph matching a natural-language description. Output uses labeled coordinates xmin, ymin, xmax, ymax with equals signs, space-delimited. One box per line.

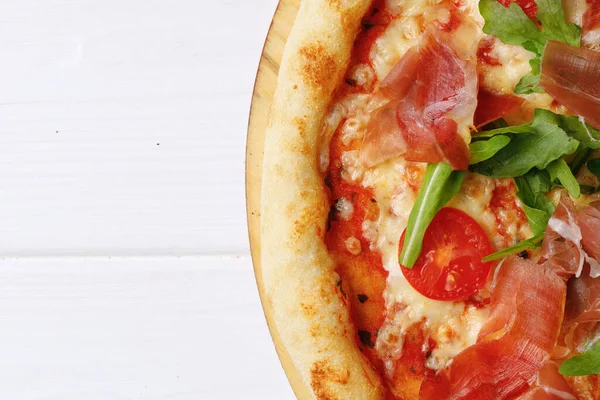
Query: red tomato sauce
xmin=323 ymin=3 xmax=440 ymax=397
xmin=324 ymin=116 xmax=389 ymax=373
xmin=488 ymin=179 xmax=528 ymax=240
xmin=352 ymin=0 xmax=393 ymax=66
xmin=477 ymin=37 xmax=501 ymax=67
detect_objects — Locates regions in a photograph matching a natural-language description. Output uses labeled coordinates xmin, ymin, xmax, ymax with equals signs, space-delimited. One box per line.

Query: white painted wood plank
xmin=0 ymin=0 xmax=278 ymax=255
xmin=0 ymin=256 xmax=294 ymax=400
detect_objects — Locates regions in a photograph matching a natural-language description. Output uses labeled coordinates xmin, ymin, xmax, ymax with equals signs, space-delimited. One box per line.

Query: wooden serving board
xmin=245 ymin=0 xmax=311 ymax=398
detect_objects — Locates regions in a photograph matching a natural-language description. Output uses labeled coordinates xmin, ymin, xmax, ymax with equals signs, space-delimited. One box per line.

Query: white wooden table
xmin=0 ymin=1 xmax=294 ymax=398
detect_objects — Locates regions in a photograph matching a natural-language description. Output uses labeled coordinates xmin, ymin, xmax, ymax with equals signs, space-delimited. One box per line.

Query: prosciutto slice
xmin=539 ymin=41 xmax=600 ymax=130
xmin=559 ymin=272 xmax=600 ymax=357
xmin=542 ymin=197 xmax=600 ymax=279
xmin=583 ymin=0 xmax=600 ymax=48
xmin=420 ymin=257 xmax=566 ymax=400
xmin=360 ymin=5 xmax=478 ymax=170
xmin=518 ymin=362 xmax=577 ymax=400
xmin=474 ymin=90 xmax=525 ymax=128
xmin=540 ymin=198 xmax=600 ymax=357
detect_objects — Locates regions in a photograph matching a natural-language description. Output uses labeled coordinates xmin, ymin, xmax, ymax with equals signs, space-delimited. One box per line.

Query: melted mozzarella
xmin=480 ymin=39 xmax=535 ymax=94
xmin=368 ymin=172 xmax=531 ymax=371
xmin=370 ymin=17 xmax=421 ymax=81
xmin=336 ymin=197 xmax=354 ymax=220
xmin=367 ymin=169 xmax=493 ymax=372
xmin=345 ymin=236 xmax=362 ymax=255
xmin=362 ymin=160 xmax=421 ymax=273
xmin=373 ymin=0 xmax=483 ymax=81
xmin=319 ymin=94 xmax=372 ymax=172
xmin=340 ymin=150 xmax=364 ymax=183
xmin=320 ymin=0 xmax=540 ymax=376
xmin=377 ymin=274 xmax=488 ymax=373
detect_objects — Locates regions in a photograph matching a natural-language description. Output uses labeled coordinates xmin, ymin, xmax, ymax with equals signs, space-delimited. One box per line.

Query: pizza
xmin=257 ymin=0 xmax=600 ymax=398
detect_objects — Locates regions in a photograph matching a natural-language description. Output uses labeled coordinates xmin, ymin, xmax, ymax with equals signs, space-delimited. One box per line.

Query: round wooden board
xmin=245 ymin=1 xmax=312 ymax=398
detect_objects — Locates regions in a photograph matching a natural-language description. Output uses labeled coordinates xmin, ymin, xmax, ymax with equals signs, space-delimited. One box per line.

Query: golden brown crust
xmin=260 ymin=0 xmax=385 ymax=399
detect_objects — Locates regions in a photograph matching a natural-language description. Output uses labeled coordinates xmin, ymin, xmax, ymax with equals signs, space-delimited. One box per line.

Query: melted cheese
xmin=367 ymin=169 xmax=514 ymax=372
xmin=336 ymin=197 xmax=355 ymax=220
xmin=362 ymin=160 xmax=421 ymax=271
xmin=480 ymin=39 xmax=535 ymax=94
xmin=370 ymin=17 xmax=421 ymax=81
xmin=320 ymin=0 xmax=542 ymax=377
xmin=377 ymin=274 xmax=488 ymax=372
xmin=373 ymin=0 xmax=483 ymax=81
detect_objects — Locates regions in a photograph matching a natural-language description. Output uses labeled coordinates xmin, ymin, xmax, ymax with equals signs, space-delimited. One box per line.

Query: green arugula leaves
xmin=469 ymin=135 xmax=511 ymax=164
xmin=399 ymin=163 xmax=465 ymax=269
xmin=587 ymin=158 xmax=600 ymax=179
xmin=559 ymin=340 xmax=600 ymax=376
xmin=482 ymin=233 xmax=544 ymax=262
xmin=514 ymin=169 xmax=556 ymax=235
xmin=470 ymin=109 xmax=597 ymax=235
xmin=547 ymin=158 xmax=580 ymax=198
xmin=471 ymin=109 xmax=580 ymax=178
xmin=479 ymin=0 xmax=581 ymax=93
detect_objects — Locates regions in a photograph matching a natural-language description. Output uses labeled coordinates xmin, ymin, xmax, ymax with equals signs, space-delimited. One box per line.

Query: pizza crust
xmin=260 ymin=0 xmax=385 ymax=399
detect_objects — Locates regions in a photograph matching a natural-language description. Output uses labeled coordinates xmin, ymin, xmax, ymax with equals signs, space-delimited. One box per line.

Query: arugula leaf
xmin=481 ymin=119 xmax=509 ymax=131
xmin=588 ymin=158 xmax=600 ymax=180
xmin=514 ymin=58 xmax=543 ymax=94
xmin=399 ymin=163 xmax=465 ymax=268
xmin=569 ymin=145 xmax=593 ymax=175
xmin=547 ymin=158 xmax=580 ymax=198
xmin=479 ymin=0 xmax=545 ymax=52
xmin=514 ymin=169 xmax=556 ymax=235
xmin=536 ymin=0 xmax=581 ymax=47
xmin=556 ymin=114 xmax=600 ymax=149
xmin=474 ymin=124 xmax=536 ymax=139
xmin=469 ymin=135 xmax=511 ymax=164
xmin=471 ymin=110 xmax=579 ymax=178
xmin=479 ymin=0 xmax=581 ymax=94
xmin=559 ymin=340 xmax=600 ymax=376
xmin=482 ymin=233 xmax=544 ymax=262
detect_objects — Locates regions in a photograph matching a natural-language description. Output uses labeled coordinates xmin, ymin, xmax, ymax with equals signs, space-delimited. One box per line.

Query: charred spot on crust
xmin=298 ymin=43 xmax=337 ymax=91
xmin=518 ymin=250 xmax=529 ymax=259
xmin=345 ymin=77 xmax=358 ymax=86
xmin=362 ymin=22 xmax=375 ymax=30
xmin=358 ymin=330 xmax=374 ymax=349
xmin=336 ymin=279 xmax=347 ymax=298
xmin=357 ymin=294 xmax=369 ymax=303
xmin=324 ymin=173 xmax=332 ymax=189
xmin=310 ymin=360 xmax=350 ymax=399
xmin=370 ymin=198 xmax=377 ymax=203
xmin=327 ymin=204 xmax=338 ymax=232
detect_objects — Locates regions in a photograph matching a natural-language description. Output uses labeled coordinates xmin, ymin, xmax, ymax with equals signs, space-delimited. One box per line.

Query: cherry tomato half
xmin=399 ymin=207 xmax=493 ymax=301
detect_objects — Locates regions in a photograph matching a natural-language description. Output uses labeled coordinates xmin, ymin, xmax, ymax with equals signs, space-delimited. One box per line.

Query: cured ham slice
xmin=360 ymin=5 xmax=478 ymax=170
xmin=542 ymin=198 xmax=585 ymax=279
xmin=539 ymin=199 xmax=600 ymax=357
xmin=583 ymin=0 xmax=600 ymax=48
xmin=420 ymin=257 xmax=566 ymax=400
xmin=540 ymin=41 xmax=600 ymax=130
xmin=542 ymin=197 xmax=600 ymax=279
xmin=519 ymin=362 xmax=577 ymax=400
xmin=559 ymin=272 xmax=600 ymax=357
xmin=576 ymin=201 xmax=600 ymax=264
xmin=474 ymin=90 xmax=525 ymax=128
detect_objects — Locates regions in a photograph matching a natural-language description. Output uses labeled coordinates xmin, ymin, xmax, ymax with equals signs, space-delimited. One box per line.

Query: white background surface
xmin=0 ymin=0 xmax=294 ymax=399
